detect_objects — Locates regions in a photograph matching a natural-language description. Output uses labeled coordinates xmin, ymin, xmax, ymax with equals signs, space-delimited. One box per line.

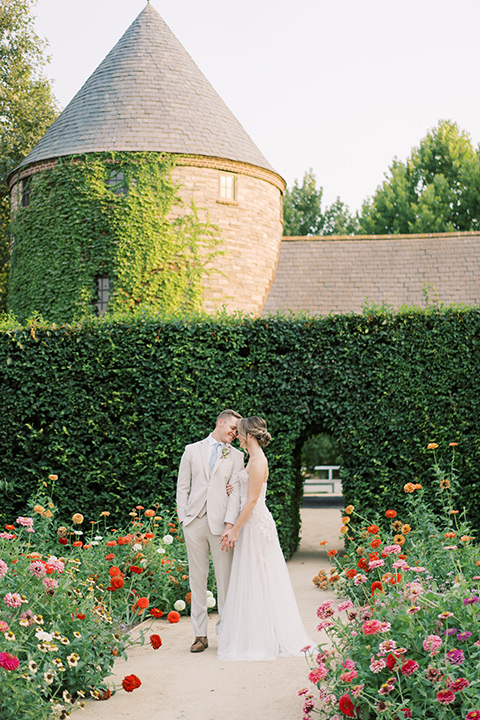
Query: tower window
xmin=21 ymin=178 xmax=31 ymax=207
xmin=95 ymin=276 xmax=110 ymax=315
xmin=219 ymin=173 xmax=236 ymax=201
xmin=106 ymin=170 xmax=128 ymax=196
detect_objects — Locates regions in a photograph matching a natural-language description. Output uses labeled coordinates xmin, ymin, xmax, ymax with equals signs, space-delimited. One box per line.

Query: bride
xmin=217 ymin=416 xmax=312 ymax=661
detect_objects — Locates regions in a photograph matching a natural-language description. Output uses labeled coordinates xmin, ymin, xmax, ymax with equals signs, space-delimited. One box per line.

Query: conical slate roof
xmin=16 ymin=3 xmax=275 ymax=173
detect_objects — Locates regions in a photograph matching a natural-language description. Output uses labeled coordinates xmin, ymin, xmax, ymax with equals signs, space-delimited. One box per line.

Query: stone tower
xmin=8 ymin=3 xmax=285 ymax=316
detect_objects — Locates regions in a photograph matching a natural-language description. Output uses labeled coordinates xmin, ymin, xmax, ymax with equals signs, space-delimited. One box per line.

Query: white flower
xmin=174 ymin=600 xmax=186 ymax=612
xmin=132 ymin=543 xmax=143 ymax=552
xmin=207 ymin=596 xmax=216 ymax=608
xmin=156 ymin=547 xmax=166 ymax=555
xmin=90 ymin=541 xmax=99 ymax=546
xmin=162 ymin=535 xmax=173 ymax=545
xmin=35 ymin=629 xmax=53 ymax=642
xmin=206 ymin=590 xmax=213 ymax=598
xmin=94 ymin=535 xmax=103 ymax=541
xmin=140 ymin=558 xmax=148 ymax=567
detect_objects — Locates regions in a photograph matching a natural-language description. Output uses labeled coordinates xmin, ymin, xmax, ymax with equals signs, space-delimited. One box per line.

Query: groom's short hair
xmin=216 ymin=409 xmax=242 ymax=423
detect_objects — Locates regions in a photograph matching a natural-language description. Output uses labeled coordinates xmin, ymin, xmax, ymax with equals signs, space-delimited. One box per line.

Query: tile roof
xmin=16 ymin=3 xmax=275 ymax=173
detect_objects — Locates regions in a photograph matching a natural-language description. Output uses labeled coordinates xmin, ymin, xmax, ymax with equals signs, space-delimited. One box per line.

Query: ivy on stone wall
xmin=1 ymin=308 xmax=480 ymax=558
xmin=8 ymin=152 xmax=221 ymax=322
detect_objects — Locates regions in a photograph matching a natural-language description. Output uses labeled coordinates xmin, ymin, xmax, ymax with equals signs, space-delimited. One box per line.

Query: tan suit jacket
xmin=176 ymin=438 xmax=243 ymax=535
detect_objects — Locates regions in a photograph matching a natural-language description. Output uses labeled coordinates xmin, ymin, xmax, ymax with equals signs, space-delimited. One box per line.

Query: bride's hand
xmin=220 ymin=527 xmax=239 ymax=552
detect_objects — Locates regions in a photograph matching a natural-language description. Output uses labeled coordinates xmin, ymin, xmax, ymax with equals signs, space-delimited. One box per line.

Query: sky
xmin=32 ymin=0 xmax=480 ymax=213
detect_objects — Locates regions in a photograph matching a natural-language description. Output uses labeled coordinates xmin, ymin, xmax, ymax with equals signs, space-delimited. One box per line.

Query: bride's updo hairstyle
xmin=238 ymin=416 xmax=272 ymax=447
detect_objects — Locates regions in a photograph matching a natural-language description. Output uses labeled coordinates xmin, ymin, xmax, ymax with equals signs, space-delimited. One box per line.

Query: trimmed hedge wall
xmin=1 ymin=308 xmax=480 ymax=558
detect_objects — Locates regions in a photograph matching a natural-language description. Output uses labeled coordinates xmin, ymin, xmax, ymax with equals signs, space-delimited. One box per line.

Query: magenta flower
xmin=456 ymin=631 xmax=472 ymax=642
xmin=0 ymin=559 xmax=8 ymax=579
xmin=437 ymin=689 xmax=455 ymax=704
xmin=444 ymin=628 xmax=458 ymax=636
xmin=362 ymin=619 xmax=385 ymax=635
xmin=466 ymin=712 xmax=480 ymax=720
xmin=401 ymin=659 xmax=419 ymax=676
xmin=423 ymin=635 xmax=442 ymax=655
xmin=302 ymin=697 xmax=315 ymax=714
xmin=3 ymin=593 xmax=22 ymax=608
xmin=446 ymin=648 xmax=465 ymax=665
xmin=316 ymin=601 xmax=335 ymax=619
xmin=448 ymin=677 xmax=469 ymax=692
xmin=308 ymin=665 xmax=328 ymax=683
xmin=463 ymin=596 xmax=479 ymax=605
xmin=341 ymin=659 xmax=356 ymax=671
xmin=0 ymin=652 xmax=19 ymax=671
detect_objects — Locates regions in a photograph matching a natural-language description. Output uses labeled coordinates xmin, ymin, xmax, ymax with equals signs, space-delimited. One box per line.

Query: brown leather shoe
xmin=190 ymin=636 xmax=208 ymax=653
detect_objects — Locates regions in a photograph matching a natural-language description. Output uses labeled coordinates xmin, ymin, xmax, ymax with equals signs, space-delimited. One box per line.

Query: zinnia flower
xmin=110 ymin=575 xmax=125 ymax=590
xmin=423 ymin=635 xmax=442 ymax=655
xmin=149 ymin=634 xmax=162 ymax=650
xmin=446 ymin=648 xmax=465 ymax=665
xmin=401 ymin=659 xmax=419 ymax=676
xmin=338 ymin=693 xmax=356 ymax=717
xmin=385 ymin=509 xmax=397 ymax=518
xmin=72 ymin=513 xmax=84 ymax=525
xmin=448 ymin=677 xmax=469 ymax=692
xmin=167 ymin=611 xmax=180 ymax=623
xmin=150 ymin=608 xmax=163 ymax=618
xmin=162 ymin=534 xmax=173 ymax=545
xmin=436 ymin=689 xmax=455 ymax=704
xmin=0 ymin=652 xmax=19 ymax=670
xmin=309 ymin=665 xmax=328 ymax=683
xmin=344 ymin=505 xmax=354 ymax=514
xmin=3 ymin=593 xmax=22 ymax=608
xmin=0 ymin=559 xmax=8 ymax=578
xmin=122 ymin=674 xmax=142 ymax=692
xmin=427 ymin=443 xmax=439 ymax=450
xmin=367 ymin=525 xmax=379 ymax=534
xmin=174 ymin=599 xmax=186 ymax=611
xmin=136 ymin=597 xmax=149 ymax=610
xmin=362 ymin=619 xmax=384 ymax=635
xmin=466 ymin=712 xmax=480 ymax=720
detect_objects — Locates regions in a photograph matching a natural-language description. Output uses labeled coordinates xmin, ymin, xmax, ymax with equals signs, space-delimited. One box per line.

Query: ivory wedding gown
xmin=217 ymin=468 xmax=313 ymax=661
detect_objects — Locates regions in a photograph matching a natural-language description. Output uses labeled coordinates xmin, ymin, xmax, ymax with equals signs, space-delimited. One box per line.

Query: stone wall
xmin=172 ymin=158 xmax=284 ymax=314
xmin=263 ymin=232 xmax=480 ymax=315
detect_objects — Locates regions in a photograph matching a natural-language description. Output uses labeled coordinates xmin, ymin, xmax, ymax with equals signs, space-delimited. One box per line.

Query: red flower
xmin=327 ymin=549 xmax=338 ymax=557
xmin=167 ymin=611 xmax=180 ymax=623
xmin=358 ymin=558 xmax=368 ymax=571
xmin=385 ymin=509 xmax=397 ymax=518
xmin=150 ymin=608 xmax=163 ymax=618
xmin=436 ymin=689 xmax=455 ymax=705
xmin=110 ymin=575 xmax=125 ymax=590
xmin=106 ymin=540 xmax=117 ymax=547
xmin=370 ymin=538 xmax=382 ymax=549
xmin=370 ymin=581 xmax=384 ymax=596
xmin=386 ymin=653 xmax=397 ymax=670
xmin=136 ymin=597 xmax=149 ymax=609
xmin=58 ymin=536 xmax=68 ymax=545
xmin=109 ymin=566 xmax=122 ymax=577
xmin=72 ymin=541 xmax=83 ymax=548
xmin=117 ymin=536 xmax=130 ymax=546
xmin=401 ymin=660 xmax=419 ymax=676
xmin=144 ymin=532 xmax=154 ymax=539
xmin=346 ymin=569 xmax=357 ymax=579
xmin=338 ymin=693 xmax=356 ymax=717
xmin=149 ymin=634 xmax=162 ymax=650
xmin=130 ymin=565 xmax=143 ymax=574
xmin=105 ymin=553 xmax=115 ymax=560
xmin=122 ymin=674 xmax=142 ymax=693
xmin=76 ymin=613 xmax=86 ymax=620
xmin=367 ymin=525 xmax=379 ymax=534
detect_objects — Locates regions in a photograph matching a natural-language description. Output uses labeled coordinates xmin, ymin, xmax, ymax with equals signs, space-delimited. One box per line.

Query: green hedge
xmin=1 ymin=307 xmax=480 ymax=557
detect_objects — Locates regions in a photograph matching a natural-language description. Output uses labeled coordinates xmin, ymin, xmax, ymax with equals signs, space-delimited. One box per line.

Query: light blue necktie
xmin=209 ymin=442 xmax=221 ymax=472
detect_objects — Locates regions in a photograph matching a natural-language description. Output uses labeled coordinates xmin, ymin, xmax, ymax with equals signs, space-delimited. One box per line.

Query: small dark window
xmin=21 ymin=178 xmax=31 ymax=207
xmin=95 ymin=276 xmax=110 ymax=315
xmin=106 ymin=170 xmax=128 ymax=196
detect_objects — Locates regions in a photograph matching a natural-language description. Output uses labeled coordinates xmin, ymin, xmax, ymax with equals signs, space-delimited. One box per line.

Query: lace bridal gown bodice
xmin=217 ymin=468 xmax=312 ymax=661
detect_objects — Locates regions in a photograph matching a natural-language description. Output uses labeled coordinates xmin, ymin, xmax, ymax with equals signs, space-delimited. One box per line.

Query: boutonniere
xmin=221 ymin=445 xmax=231 ymax=460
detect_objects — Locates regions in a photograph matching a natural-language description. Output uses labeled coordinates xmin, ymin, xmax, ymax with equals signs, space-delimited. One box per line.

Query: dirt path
xmin=78 ymin=508 xmax=343 ymax=720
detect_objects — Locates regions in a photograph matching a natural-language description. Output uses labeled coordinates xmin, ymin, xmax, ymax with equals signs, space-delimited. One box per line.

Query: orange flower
xmin=110 ymin=575 xmax=124 ymax=590
xmin=144 ymin=509 xmax=155 ymax=517
xmin=105 ymin=553 xmax=115 ymax=560
xmin=389 ymin=573 xmax=402 ymax=585
xmin=440 ymin=478 xmax=451 ymax=489
xmin=401 ymin=524 xmax=411 ymax=534
xmin=340 ymin=526 xmax=349 ymax=534
xmin=72 ymin=513 xmax=84 ymax=525
xmin=346 ymin=569 xmax=357 ymax=579
xmin=100 ymin=511 xmax=110 ymax=517
xmin=106 ymin=540 xmax=117 ymax=547
xmin=341 ymin=517 xmax=351 ymax=524
xmin=393 ymin=534 xmax=405 ymax=546
xmin=117 ymin=536 xmax=130 ymax=546
xmin=460 ymin=535 xmax=471 ymax=543
xmin=367 ymin=525 xmax=379 ymax=534
xmin=403 ymin=483 xmax=416 ymax=493
xmin=72 ymin=541 xmax=83 ymax=548
xmin=144 ymin=532 xmax=154 ymax=539
xmin=167 ymin=611 xmax=180 ymax=623
xmin=449 ymin=442 xmax=458 ymax=447
xmin=398 ymin=554 xmax=407 ymax=560
xmin=344 ymin=505 xmax=354 ymax=515
xmin=329 ymin=575 xmax=340 ymax=583
xmin=449 ymin=510 xmax=459 ymax=514
xmin=185 ymin=592 xmax=192 ymax=604
xmin=136 ymin=597 xmax=149 ymax=609
xmin=414 ymin=483 xmax=422 ymax=490
xmin=427 ymin=443 xmax=439 ymax=450
xmin=319 ymin=540 xmax=328 ymax=546
xmin=109 ymin=566 xmax=122 ymax=577
xmin=327 ymin=549 xmax=338 ymax=557
xmin=445 ymin=532 xmax=457 ymax=539
xmin=136 ymin=506 xmax=144 ymax=510
xmin=385 ymin=509 xmax=397 ymax=518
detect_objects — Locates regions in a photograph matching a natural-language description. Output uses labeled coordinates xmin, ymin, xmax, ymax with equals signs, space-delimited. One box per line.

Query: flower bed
xmin=302 ymin=443 xmax=480 ymax=719
xmin=0 ymin=476 xmax=216 ymax=719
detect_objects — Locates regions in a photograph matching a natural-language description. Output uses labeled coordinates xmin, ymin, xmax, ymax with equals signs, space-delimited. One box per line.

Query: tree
xmin=283 ymin=169 xmax=359 ymax=236
xmin=0 ymin=0 xmax=59 ymax=311
xmin=360 ymin=120 xmax=480 ymax=235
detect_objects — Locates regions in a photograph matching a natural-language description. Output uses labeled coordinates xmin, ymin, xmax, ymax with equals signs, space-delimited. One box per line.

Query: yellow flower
xmin=33 ymin=505 xmax=45 ymax=514
xmin=100 ymin=511 xmax=110 ymax=517
xmin=72 ymin=513 xmax=84 ymax=525
xmin=48 ymin=474 xmax=58 ymax=481
xmin=44 ymin=510 xmax=53 ymax=518
xmin=340 ymin=525 xmax=349 ymax=534
xmin=344 ymin=505 xmax=354 ymax=515
xmin=403 ymin=483 xmax=416 ymax=493
xmin=394 ymin=534 xmax=405 ymax=546
xmin=440 ymin=478 xmax=451 ymax=489
xmin=427 ymin=443 xmax=439 ymax=450
xmin=341 ymin=517 xmax=350 ymax=524
xmin=401 ymin=524 xmax=411 ymax=534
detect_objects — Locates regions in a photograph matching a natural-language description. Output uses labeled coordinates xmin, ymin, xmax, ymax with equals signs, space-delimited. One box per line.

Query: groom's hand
xmin=220 ymin=523 xmax=233 ymax=551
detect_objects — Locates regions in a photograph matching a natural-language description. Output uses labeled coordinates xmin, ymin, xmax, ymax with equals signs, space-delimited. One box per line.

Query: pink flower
xmin=308 ymin=665 xmax=328 ymax=683
xmin=362 ymin=619 xmax=385 ymax=635
xmin=3 ymin=593 xmax=22 ymax=608
xmin=42 ymin=578 xmax=58 ymax=591
xmin=352 ymin=684 xmax=365 ymax=698
xmin=436 ymin=689 xmax=455 ymax=704
xmin=382 ymin=544 xmax=401 ymax=555
xmin=317 ymin=620 xmax=334 ymax=632
xmin=354 ymin=574 xmax=367 ymax=586
xmin=29 ymin=561 xmax=46 ymax=579
xmin=370 ymin=657 xmax=386 ymax=673
xmin=337 ymin=600 xmax=354 ymax=613
xmin=0 ymin=652 xmax=19 ymax=670
xmin=340 ymin=670 xmax=358 ymax=682
xmin=316 ymin=601 xmax=335 ymax=619
xmin=401 ymin=659 xmax=419 ymax=676
xmin=378 ymin=639 xmax=397 ymax=655
xmin=0 ymin=559 xmax=8 ymax=579
xmin=45 ymin=557 xmax=65 ymax=574
xmin=448 ymin=677 xmax=469 ymax=692
xmin=341 ymin=659 xmax=356 ymax=671
xmin=368 ymin=559 xmax=385 ymax=569
xmin=466 ymin=712 xmax=480 ymax=720
xmin=423 ymin=634 xmax=442 ymax=655
xmin=16 ymin=516 xmax=34 ymax=528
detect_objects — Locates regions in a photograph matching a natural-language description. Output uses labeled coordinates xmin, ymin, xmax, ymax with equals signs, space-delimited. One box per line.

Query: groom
xmin=176 ymin=409 xmax=244 ymax=652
